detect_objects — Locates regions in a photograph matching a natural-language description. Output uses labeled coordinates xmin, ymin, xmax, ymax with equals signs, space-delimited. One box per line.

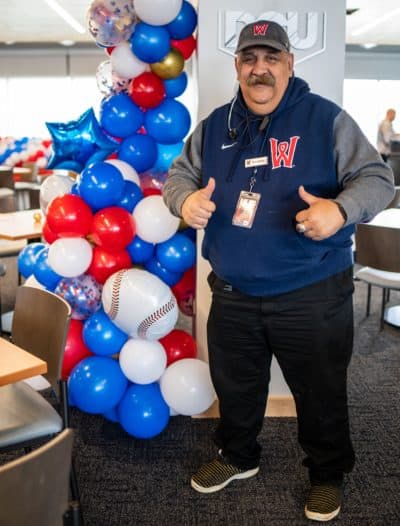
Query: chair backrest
xmin=355 ymin=223 xmax=400 ymax=272
xmin=0 ymin=428 xmax=73 ymax=526
xmin=11 ymin=286 xmax=71 ymax=390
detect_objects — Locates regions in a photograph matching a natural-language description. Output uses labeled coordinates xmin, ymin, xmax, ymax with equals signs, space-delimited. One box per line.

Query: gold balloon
xmin=151 ymin=49 xmax=184 ymax=80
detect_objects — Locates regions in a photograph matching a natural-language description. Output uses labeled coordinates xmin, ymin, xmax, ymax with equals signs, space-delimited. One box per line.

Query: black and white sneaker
xmin=305 ymin=483 xmax=343 ymax=522
xmin=191 ymin=457 xmax=259 ymax=494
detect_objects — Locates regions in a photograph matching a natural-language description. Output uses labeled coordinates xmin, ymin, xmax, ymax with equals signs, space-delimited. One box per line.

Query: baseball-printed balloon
xmin=102 ymin=268 xmax=178 ymax=340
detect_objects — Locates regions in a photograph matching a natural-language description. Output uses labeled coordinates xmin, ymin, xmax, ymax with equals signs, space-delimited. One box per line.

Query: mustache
xmin=247 ymin=74 xmax=275 ymax=87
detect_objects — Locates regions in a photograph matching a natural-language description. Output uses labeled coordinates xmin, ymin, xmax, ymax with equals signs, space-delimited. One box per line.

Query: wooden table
xmin=0 ymin=337 xmax=47 ymax=386
xmin=0 ymin=209 xmax=43 ymax=241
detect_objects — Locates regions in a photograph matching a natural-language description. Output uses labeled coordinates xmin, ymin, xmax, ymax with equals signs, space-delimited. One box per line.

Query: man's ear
xmin=234 ymin=56 xmax=240 ymax=78
xmin=288 ymin=52 xmax=294 ymax=75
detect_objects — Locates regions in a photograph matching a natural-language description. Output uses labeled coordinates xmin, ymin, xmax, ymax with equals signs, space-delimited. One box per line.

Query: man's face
xmin=235 ymin=46 xmax=294 ymax=114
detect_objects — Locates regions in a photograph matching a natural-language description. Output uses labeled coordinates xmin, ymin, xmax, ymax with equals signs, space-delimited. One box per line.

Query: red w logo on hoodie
xmin=269 ymin=136 xmax=300 ymax=169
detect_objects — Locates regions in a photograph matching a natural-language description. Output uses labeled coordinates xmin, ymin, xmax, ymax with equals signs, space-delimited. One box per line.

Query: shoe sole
xmin=304 ymin=505 xmax=341 ymax=522
xmin=190 ymin=466 xmax=259 ymax=494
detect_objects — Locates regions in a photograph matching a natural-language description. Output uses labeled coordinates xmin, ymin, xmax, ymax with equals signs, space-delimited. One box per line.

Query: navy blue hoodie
xmin=200 ymin=77 xmax=354 ymax=296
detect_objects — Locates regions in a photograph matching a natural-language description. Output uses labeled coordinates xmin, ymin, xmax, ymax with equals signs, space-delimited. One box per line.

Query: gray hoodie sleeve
xmin=162 ymin=120 xmax=205 ymax=217
xmin=333 ymin=109 xmax=395 ymax=226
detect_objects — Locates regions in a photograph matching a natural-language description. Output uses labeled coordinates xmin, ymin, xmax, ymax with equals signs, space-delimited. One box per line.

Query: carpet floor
xmin=1 ymin=258 xmax=399 ymax=525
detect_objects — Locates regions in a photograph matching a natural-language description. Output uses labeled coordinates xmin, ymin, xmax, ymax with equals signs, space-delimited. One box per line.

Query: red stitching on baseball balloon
xmin=138 ymin=296 xmax=176 ymax=338
xmin=109 ymin=270 xmax=126 ymax=320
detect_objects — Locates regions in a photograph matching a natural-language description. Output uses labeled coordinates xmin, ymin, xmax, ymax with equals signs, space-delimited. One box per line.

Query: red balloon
xmin=42 ymin=218 xmax=59 ymax=244
xmin=159 ymin=329 xmax=197 ymax=366
xmin=170 ymin=35 xmax=196 ymax=60
xmin=142 ymin=187 xmax=162 ymax=197
xmin=171 ymin=266 xmax=195 ymax=316
xmin=87 ymin=247 xmax=132 ymax=284
xmin=129 ymin=72 xmax=166 ymax=109
xmin=90 ymin=206 xmax=136 ymax=252
xmin=61 ymin=319 xmax=92 ymax=379
xmin=47 ymin=194 xmax=94 ymax=238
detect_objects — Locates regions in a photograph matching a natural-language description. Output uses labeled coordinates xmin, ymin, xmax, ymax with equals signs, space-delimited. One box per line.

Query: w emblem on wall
xmin=269 ymin=136 xmax=300 ymax=169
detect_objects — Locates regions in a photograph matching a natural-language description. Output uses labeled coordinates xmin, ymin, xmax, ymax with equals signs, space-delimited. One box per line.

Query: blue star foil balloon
xmin=46 ymin=108 xmax=119 ymax=169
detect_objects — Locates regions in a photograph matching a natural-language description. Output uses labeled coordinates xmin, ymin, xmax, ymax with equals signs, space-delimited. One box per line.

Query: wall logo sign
xmin=218 ymin=10 xmax=326 ymax=64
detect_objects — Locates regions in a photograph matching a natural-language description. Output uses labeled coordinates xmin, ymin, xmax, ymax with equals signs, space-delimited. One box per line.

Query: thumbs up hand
xmin=295 ymin=185 xmax=346 ymax=241
xmin=181 ymin=177 xmax=217 ymax=229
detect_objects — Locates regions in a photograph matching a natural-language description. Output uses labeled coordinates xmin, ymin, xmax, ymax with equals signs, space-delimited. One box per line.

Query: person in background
xmin=377 ymin=108 xmax=397 ymax=162
xmin=163 ymin=20 xmax=394 ymax=522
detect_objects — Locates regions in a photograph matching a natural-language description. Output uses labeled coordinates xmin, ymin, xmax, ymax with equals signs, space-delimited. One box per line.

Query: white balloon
xmin=105 ymin=159 xmax=140 ymax=185
xmin=102 ymin=268 xmax=178 ymax=339
xmin=134 ymin=0 xmax=182 ymax=25
xmin=160 ymin=359 xmax=216 ymax=416
xmin=111 ymin=41 xmax=148 ymax=79
xmin=39 ymin=174 xmax=74 ymax=214
xmin=23 ymin=274 xmax=45 ymax=290
xmin=48 ymin=237 xmax=93 ymax=278
xmin=119 ymin=339 xmax=167 ymax=384
xmin=133 ymin=195 xmax=180 ymax=244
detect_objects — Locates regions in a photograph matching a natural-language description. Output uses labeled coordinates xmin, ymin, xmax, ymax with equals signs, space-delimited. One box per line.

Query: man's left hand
xmin=295 ymin=185 xmax=346 ymax=241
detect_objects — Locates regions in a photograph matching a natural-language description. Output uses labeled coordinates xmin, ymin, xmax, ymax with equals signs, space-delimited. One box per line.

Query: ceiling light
xmin=60 ymin=40 xmax=75 ymax=46
xmin=351 ymin=7 xmax=400 ymax=36
xmin=43 ymin=0 xmax=86 ymax=34
xmin=362 ymin=43 xmax=377 ymax=49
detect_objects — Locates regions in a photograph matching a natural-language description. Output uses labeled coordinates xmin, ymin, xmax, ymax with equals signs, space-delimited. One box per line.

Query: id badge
xmin=232 ymin=191 xmax=261 ymax=228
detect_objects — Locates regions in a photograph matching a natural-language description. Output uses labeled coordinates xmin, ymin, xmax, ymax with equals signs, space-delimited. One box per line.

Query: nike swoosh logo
xmin=221 ymin=142 xmax=237 ymax=150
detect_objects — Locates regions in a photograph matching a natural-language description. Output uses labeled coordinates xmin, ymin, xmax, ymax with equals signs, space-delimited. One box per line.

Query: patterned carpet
xmin=1 ymin=258 xmax=399 ymax=525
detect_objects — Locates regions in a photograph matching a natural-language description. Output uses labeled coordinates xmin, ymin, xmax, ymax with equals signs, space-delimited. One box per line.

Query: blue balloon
xmin=130 ymin=22 xmax=170 ymax=63
xmin=180 ymin=226 xmax=196 ymax=243
xmin=100 ymin=93 xmax=144 ymax=138
xmin=69 ymin=356 xmax=128 ymax=414
xmin=156 ymin=232 xmax=196 ymax=273
xmin=83 ymin=309 xmax=128 ymax=357
xmin=145 ymin=99 xmax=191 ymax=145
xmin=103 ymin=406 xmax=120 ymax=423
xmin=78 ymin=161 xmax=125 ymax=210
xmin=166 ymin=1 xmax=198 ymax=40
xmin=84 ymin=148 xmax=115 ymax=167
xmin=46 ymin=108 xmax=117 ymax=168
xmin=152 ymin=142 xmax=184 ymax=172
xmin=17 ymin=242 xmax=46 ymax=279
xmin=33 ymin=247 xmax=62 ymax=290
xmin=145 ymin=256 xmax=182 ymax=286
xmin=70 ymin=182 xmax=80 ymax=195
xmin=119 ymin=134 xmax=157 ymax=173
xmin=117 ymin=180 xmax=143 ymax=213
xmin=163 ymin=72 xmax=188 ymax=98
xmin=53 ymin=160 xmax=83 ymax=173
xmin=127 ymin=236 xmax=155 ymax=264
xmin=118 ymin=383 xmax=170 ymax=439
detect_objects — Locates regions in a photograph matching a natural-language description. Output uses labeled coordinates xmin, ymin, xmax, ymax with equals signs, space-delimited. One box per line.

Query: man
xmin=377 ymin=108 xmax=397 ymax=161
xmin=163 ymin=20 xmax=394 ymax=522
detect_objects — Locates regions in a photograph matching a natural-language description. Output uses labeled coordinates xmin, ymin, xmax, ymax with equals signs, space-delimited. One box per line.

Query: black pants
xmin=207 ymin=268 xmax=355 ymax=484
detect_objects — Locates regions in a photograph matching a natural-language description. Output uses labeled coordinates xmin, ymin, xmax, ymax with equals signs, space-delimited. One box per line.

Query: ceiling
xmin=0 ymin=1 xmax=399 ymax=49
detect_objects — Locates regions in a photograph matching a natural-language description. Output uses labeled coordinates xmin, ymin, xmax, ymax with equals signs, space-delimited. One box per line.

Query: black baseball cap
xmin=235 ymin=20 xmax=291 ymax=54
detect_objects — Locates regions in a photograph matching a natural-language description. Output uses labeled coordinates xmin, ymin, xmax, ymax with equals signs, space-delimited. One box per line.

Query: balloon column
xmin=0 ymin=137 xmax=52 ymax=168
xmin=17 ymin=0 xmax=215 ymax=440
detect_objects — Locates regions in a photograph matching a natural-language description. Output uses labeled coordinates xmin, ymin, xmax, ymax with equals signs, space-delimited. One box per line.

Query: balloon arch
xmin=18 ymin=0 xmax=216 ymax=440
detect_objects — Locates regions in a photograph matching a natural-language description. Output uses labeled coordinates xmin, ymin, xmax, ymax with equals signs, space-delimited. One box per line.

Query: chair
xmin=354 ymin=222 xmax=400 ymax=330
xmin=0 ymin=238 xmax=27 ymax=334
xmin=0 ymin=286 xmax=83 ymax=523
xmin=0 ymin=429 xmax=78 ymax=526
xmin=0 ymin=165 xmax=17 ymax=212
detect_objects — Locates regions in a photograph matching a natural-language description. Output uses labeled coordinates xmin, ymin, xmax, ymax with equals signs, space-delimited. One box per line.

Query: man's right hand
xmin=181 ymin=178 xmax=216 ymax=229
